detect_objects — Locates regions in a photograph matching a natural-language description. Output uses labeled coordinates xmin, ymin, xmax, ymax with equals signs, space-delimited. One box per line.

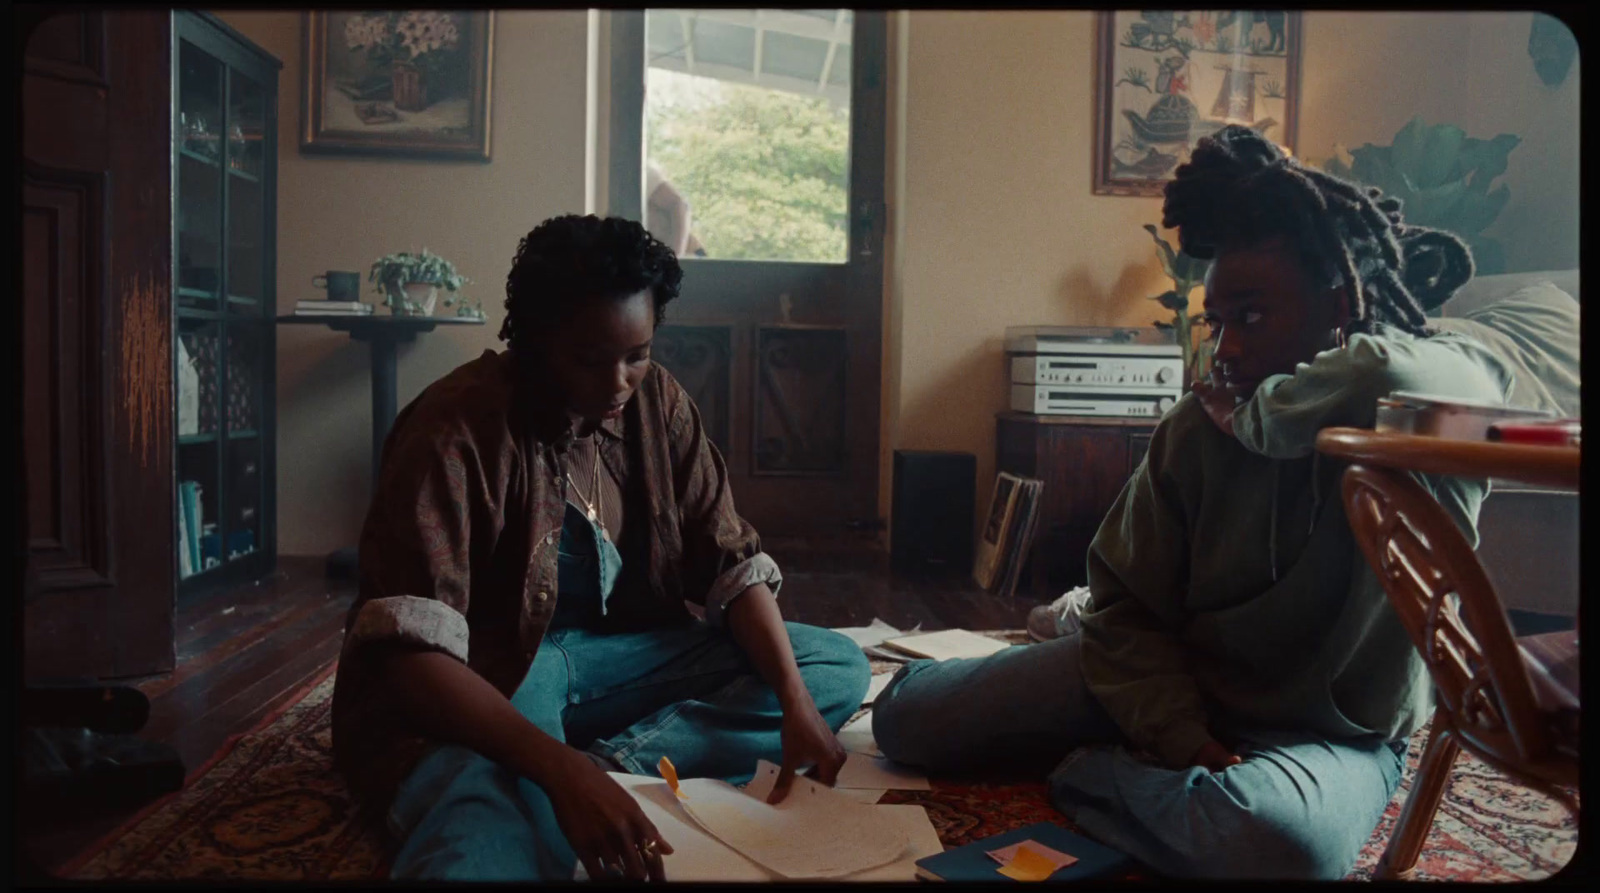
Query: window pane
xmin=644 ymin=9 xmax=852 ymax=264
xmin=178 ymin=40 xmax=224 ymax=303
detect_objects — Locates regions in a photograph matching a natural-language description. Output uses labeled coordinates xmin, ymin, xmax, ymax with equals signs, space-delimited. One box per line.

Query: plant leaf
xmin=1388 ymin=116 xmax=1430 ymax=182
xmin=1456 ymin=133 xmax=1521 ymax=193
xmin=1172 ymin=253 xmax=1210 ymax=287
xmin=1451 ymin=182 xmax=1511 ymax=236
xmin=1144 ymin=224 xmax=1179 ymax=280
xmin=1412 ymin=122 xmax=1466 ymax=190
xmin=1350 ymin=153 xmax=1419 ymax=204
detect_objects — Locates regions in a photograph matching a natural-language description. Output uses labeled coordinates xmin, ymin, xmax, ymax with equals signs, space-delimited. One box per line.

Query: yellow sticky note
xmin=997 ymin=844 xmax=1058 ymax=882
xmin=658 ymin=756 xmax=687 ymax=800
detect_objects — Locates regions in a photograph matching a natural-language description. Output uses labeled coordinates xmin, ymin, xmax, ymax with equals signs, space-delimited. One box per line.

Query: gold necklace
xmin=564 ymin=435 xmax=608 ymax=539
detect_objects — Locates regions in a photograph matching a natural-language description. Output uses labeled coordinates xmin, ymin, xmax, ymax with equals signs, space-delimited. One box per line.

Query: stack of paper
xmin=833 ymin=618 xmax=924 ymax=662
xmin=607 ymin=764 xmax=943 ymax=881
xmin=882 ymin=628 xmax=1012 ymax=662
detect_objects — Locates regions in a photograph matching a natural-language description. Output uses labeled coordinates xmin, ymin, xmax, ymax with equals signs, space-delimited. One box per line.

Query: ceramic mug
xmin=312 ymin=270 xmax=361 ymax=301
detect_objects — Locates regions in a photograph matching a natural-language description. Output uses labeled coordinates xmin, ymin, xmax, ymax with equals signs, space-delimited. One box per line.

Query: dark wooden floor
xmin=23 ymin=545 xmax=1038 ymax=875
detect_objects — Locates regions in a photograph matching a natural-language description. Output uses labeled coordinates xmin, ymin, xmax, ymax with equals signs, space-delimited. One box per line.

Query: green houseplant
xmin=1144 ymin=224 xmax=1213 ymax=388
xmin=1322 ymin=116 xmax=1521 ymax=275
xmin=368 ymin=249 xmax=481 ymax=318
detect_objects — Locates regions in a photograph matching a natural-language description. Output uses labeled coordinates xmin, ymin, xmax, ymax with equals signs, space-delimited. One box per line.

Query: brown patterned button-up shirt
xmin=330 ymin=349 xmax=782 ymax=811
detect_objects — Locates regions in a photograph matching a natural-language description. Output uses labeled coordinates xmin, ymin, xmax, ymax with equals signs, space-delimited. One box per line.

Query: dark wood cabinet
xmin=995 ymin=412 xmax=1158 ymax=599
xmin=171 ymin=12 xmax=281 ymax=600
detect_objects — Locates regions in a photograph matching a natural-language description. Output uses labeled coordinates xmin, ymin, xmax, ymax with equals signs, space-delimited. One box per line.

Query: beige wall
xmin=213 ymin=11 xmax=593 ymax=554
xmin=216 ymin=11 xmax=1575 ymax=555
xmin=884 ymin=10 xmax=1580 ymax=543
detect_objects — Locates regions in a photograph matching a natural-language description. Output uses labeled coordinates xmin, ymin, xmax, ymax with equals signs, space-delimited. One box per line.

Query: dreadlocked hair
xmin=1161 ymin=125 xmax=1473 ymax=338
xmin=499 ymin=214 xmax=682 ymax=355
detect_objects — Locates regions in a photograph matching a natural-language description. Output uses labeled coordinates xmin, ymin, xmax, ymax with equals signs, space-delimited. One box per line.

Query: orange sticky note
xmin=988 ymin=840 xmax=1078 ymax=870
xmin=997 ymin=844 xmax=1059 ymax=882
xmin=658 ymin=756 xmax=687 ymax=800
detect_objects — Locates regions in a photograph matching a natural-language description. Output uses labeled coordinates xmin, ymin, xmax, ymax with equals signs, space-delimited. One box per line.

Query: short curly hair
xmin=499 ymin=214 xmax=682 ymax=354
xmin=1162 ymin=125 xmax=1473 ymax=338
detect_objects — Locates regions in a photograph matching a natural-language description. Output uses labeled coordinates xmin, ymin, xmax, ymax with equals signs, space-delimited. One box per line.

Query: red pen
xmin=1486 ymin=420 xmax=1581 ymax=446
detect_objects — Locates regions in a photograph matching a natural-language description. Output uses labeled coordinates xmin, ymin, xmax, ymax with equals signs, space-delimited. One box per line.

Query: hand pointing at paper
xmin=767 ymin=704 xmax=850 ymax=804
xmin=719 ymin=582 xmax=854 ymax=806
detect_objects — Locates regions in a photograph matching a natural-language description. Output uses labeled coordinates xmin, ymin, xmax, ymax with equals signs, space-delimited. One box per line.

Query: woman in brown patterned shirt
xmin=331 ymin=215 xmax=870 ymax=882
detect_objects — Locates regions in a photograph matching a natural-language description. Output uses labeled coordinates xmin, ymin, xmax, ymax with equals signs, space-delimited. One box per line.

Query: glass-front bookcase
xmin=173 ymin=12 xmax=280 ymax=599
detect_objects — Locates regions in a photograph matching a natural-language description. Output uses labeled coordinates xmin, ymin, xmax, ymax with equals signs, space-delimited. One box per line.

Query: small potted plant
xmin=368 ymin=249 xmax=470 ymax=317
xmin=1143 ymin=224 xmax=1213 ymax=389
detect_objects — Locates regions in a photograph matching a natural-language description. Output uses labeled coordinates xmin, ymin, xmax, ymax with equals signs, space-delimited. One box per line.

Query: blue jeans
xmin=871 ymin=631 xmax=1406 ymax=880
xmin=386 ymin=620 xmax=870 ymax=880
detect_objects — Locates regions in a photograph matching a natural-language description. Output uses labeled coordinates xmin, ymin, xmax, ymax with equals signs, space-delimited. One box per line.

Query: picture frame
xmin=301 ymin=11 xmax=494 ymax=161
xmin=1093 ymin=10 xmax=1302 ymax=197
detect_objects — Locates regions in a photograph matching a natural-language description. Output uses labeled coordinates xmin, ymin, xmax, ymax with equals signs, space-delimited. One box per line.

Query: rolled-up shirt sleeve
xmin=664 ymin=381 xmax=781 ymax=628
xmin=345 ymin=422 xmax=505 ymax=663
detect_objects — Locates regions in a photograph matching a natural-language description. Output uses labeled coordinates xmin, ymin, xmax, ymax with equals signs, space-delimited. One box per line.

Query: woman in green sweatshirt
xmin=871 ymin=126 xmax=1515 ymax=880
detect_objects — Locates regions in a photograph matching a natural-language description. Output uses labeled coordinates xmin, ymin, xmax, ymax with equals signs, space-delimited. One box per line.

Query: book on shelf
xmin=178 ymin=481 xmax=203 ymax=578
xmin=177 ymin=500 xmax=193 ymax=579
xmin=176 ymin=337 xmax=200 ymax=436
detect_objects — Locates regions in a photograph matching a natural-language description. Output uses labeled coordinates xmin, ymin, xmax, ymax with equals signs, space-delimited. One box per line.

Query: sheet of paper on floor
xmin=838 ymin=787 xmax=886 ymax=804
xmin=831 ymin=618 xmax=921 ymax=651
xmin=607 ymin=774 xmax=769 ymax=881
xmin=674 ymin=773 xmax=908 ymax=878
xmin=838 ymin=710 xmax=881 ymax=756
xmin=606 ymin=775 xmax=929 ymax=881
xmin=836 ymin=750 xmax=931 ymax=791
xmin=884 ymin=628 xmax=1012 ymax=661
xmin=743 ymin=759 xmax=896 ymax=803
xmin=864 ymin=673 xmax=892 ymax=705
xmin=864 ymin=644 xmax=913 ymax=662
xmin=850 ymin=805 xmax=944 ymax=881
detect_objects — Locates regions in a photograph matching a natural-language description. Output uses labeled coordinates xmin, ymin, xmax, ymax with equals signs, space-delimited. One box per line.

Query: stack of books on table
xmin=294 ymin=299 xmax=373 ymax=317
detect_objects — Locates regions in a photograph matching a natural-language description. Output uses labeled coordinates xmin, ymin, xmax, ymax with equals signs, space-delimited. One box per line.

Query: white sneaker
xmin=1027 ymin=586 xmax=1093 ymax=642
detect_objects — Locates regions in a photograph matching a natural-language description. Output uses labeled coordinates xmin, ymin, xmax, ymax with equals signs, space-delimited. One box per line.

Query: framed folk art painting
xmin=1093 ymin=11 xmax=1301 ymax=196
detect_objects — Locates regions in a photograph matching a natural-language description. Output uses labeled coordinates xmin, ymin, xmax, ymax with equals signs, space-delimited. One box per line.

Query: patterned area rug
xmin=61 ymin=636 xmax=1578 ymax=881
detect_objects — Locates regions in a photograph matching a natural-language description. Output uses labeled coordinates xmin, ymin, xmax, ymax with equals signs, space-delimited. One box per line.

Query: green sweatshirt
xmin=1079 ymin=326 xmax=1515 ymax=769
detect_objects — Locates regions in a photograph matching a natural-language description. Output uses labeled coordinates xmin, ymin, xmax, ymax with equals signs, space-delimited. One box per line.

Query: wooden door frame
xmin=605 ymin=10 xmax=888 ymax=538
xmin=22 ymin=9 xmax=176 ymax=680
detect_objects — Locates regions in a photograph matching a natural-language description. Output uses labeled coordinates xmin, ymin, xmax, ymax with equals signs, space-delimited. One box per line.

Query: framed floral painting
xmin=301 ymin=11 xmax=494 ymax=160
xmin=1093 ymin=11 xmax=1301 ymax=196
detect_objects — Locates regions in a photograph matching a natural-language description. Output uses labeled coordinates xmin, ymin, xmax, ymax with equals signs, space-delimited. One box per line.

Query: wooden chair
xmin=1315 ymin=428 xmax=1580 ymax=880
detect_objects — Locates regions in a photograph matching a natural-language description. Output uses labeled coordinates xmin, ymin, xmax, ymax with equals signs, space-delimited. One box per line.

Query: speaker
xmin=891 ymin=450 xmax=976 ymax=578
